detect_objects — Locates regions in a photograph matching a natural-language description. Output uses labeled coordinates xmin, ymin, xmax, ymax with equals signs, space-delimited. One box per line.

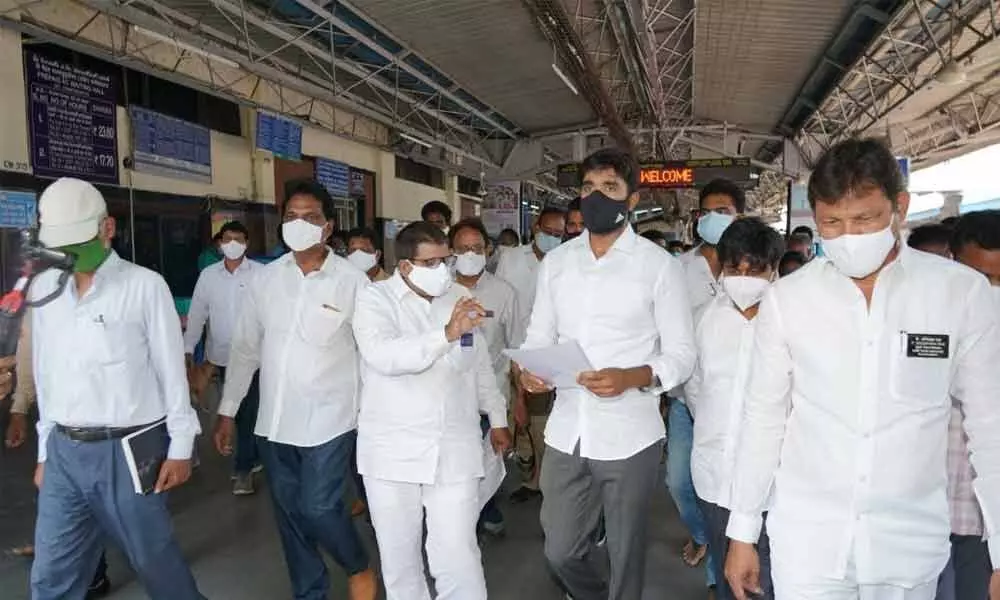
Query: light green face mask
xmin=59 ymin=237 xmax=110 ymax=273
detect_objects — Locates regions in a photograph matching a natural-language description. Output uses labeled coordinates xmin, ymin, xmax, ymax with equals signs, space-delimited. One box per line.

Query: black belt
xmin=56 ymin=422 xmax=154 ymax=443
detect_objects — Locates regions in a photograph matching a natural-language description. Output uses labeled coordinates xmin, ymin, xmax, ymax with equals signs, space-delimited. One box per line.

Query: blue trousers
xmin=218 ymin=367 xmax=261 ymax=475
xmin=31 ymin=430 xmax=200 ymax=600
xmin=666 ymin=398 xmax=716 ymax=587
xmin=258 ymin=430 xmax=370 ymax=600
xmin=936 ymin=534 xmax=990 ymax=600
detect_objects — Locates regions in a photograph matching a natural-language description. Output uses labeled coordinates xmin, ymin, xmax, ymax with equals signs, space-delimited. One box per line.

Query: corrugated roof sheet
xmin=694 ymin=0 xmax=856 ymax=132
xmin=345 ymin=0 xmax=596 ymax=132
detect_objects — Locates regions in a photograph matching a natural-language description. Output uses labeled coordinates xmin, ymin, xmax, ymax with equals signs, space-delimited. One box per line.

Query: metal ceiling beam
xmin=522 ymin=0 xmax=634 ymax=153
xmin=798 ymin=0 xmax=1000 ymax=166
xmin=291 ymin=0 xmax=520 ymax=139
xmin=24 ymin=0 xmax=502 ymax=168
xmin=204 ymin=0 xmax=482 ymax=141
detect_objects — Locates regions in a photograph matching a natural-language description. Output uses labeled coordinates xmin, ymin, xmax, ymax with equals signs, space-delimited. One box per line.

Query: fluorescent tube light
xmin=399 ymin=132 xmax=433 ymax=149
xmin=552 ymin=63 xmax=579 ymax=96
xmin=132 ymin=25 xmax=240 ymax=69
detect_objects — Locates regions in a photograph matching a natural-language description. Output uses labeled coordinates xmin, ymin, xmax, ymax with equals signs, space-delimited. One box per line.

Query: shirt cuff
xmin=167 ymin=435 xmax=195 ymax=461
xmin=217 ymin=396 xmax=240 ymax=419
xmin=487 ymin=408 xmax=508 ymax=430
xmin=726 ymin=510 xmax=763 ymax=544
xmin=988 ymin=535 xmax=1000 ymax=570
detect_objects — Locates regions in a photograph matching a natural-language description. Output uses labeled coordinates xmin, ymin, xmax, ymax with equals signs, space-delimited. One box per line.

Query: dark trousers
xmin=258 ymin=430 xmax=370 ymax=600
xmin=698 ymin=497 xmax=773 ymax=600
xmin=936 ymin=534 xmax=990 ymax=600
xmin=540 ymin=441 xmax=662 ymax=600
xmin=218 ymin=367 xmax=261 ymax=475
xmin=31 ymin=431 xmax=201 ymax=600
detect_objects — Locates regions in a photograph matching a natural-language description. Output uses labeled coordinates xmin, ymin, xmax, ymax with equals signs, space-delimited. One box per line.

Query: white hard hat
xmin=38 ymin=178 xmax=108 ymax=248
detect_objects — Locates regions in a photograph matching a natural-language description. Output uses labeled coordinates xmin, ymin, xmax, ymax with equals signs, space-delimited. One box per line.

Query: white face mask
xmin=347 ymin=249 xmax=378 ymax=273
xmin=406 ymin=262 xmax=453 ymax=297
xmin=722 ymin=276 xmax=770 ymax=311
xmin=820 ymin=220 xmax=897 ymax=279
xmin=220 ymin=240 xmax=246 ymax=261
xmin=992 ymin=285 xmax=1000 ymax=309
xmin=454 ymin=251 xmax=486 ymax=277
xmin=282 ymin=219 xmax=325 ymax=253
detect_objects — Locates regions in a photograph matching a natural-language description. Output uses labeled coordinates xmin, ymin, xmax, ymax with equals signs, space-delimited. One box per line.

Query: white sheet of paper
xmin=504 ymin=341 xmax=594 ymax=389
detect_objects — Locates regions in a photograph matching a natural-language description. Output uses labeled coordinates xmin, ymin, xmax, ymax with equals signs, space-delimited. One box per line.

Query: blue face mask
xmin=697 ymin=212 xmax=736 ymax=245
xmin=534 ymin=232 xmax=562 ymax=254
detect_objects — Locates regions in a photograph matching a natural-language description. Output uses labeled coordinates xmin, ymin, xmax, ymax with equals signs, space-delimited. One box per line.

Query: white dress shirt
xmin=352 ymin=274 xmax=507 ymax=485
xmin=727 ymin=247 xmax=1000 ymax=586
xmin=520 ymin=227 xmax=696 ymax=461
xmin=219 ymin=250 xmax=368 ymax=447
xmin=673 ymin=246 xmax=721 ymax=400
xmin=182 ymin=257 xmax=259 ymax=366
xmin=679 ymin=245 xmax=721 ymax=312
xmin=465 ymin=270 xmax=522 ymax=401
xmin=31 ymin=252 xmax=201 ymax=462
xmin=495 ymin=243 xmax=541 ymax=334
xmin=686 ymin=293 xmax=756 ymax=509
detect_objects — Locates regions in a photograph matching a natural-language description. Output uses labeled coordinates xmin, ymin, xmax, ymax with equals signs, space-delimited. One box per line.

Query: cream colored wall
xmin=0 ymin=26 xmax=31 ymax=175
xmin=116 ymin=107 xmax=276 ymax=204
xmin=382 ymin=178 xmax=449 ymax=221
xmin=302 ymin=125 xmax=380 ymax=173
xmin=0 ymin=23 xmax=463 ymax=217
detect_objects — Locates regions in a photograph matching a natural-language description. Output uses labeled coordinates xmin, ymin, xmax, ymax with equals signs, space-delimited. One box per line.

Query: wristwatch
xmin=639 ymin=374 xmax=662 ymax=394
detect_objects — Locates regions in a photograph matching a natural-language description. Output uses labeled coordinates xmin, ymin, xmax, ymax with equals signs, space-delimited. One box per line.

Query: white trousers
xmin=772 ymin=558 xmax=938 ymax=600
xmin=364 ymin=476 xmax=486 ymax=600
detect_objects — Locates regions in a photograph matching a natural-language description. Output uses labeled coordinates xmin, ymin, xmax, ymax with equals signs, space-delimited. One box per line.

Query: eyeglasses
xmin=411 ymin=256 xmax=455 ymax=268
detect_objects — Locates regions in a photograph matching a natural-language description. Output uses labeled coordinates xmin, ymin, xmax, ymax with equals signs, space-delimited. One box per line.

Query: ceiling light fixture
xmin=552 ymin=63 xmax=579 ymax=96
xmin=399 ymin=132 xmax=433 ymax=149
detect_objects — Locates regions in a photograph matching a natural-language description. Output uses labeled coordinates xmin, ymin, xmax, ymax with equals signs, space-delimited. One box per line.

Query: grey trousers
xmin=935 ymin=534 xmax=990 ymax=600
xmin=539 ymin=441 xmax=663 ymax=600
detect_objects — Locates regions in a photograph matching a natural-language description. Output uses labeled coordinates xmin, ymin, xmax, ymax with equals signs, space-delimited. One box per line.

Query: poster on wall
xmin=24 ymin=51 xmax=118 ymax=184
xmin=255 ymin=112 xmax=302 ymax=160
xmin=315 ymin=158 xmax=350 ymax=198
xmin=0 ymin=190 xmax=37 ymax=230
xmin=129 ymin=106 xmax=212 ymax=183
xmin=481 ymin=181 xmax=521 ymax=238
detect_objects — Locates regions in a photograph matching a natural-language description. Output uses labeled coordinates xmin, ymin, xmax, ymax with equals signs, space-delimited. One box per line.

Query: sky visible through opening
xmin=908 ymin=143 xmax=1000 ymax=217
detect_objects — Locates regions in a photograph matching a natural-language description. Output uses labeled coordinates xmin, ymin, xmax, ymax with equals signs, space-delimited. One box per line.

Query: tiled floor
xmin=0 ymin=406 xmax=708 ymax=599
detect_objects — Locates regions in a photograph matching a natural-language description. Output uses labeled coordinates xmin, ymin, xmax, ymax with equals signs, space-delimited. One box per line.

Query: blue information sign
xmin=25 ymin=51 xmax=118 ymax=184
xmin=256 ymin=112 xmax=302 ymax=160
xmin=316 ymin=158 xmax=350 ymax=198
xmin=0 ymin=190 xmax=37 ymax=230
xmin=130 ymin=106 xmax=212 ymax=183
xmin=897 ymin=156 xmax=910 ymax=186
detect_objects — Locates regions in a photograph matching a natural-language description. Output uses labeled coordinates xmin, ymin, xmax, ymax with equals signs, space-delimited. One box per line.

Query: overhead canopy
xmin=5 ymin=0 xmax=997 ymax=217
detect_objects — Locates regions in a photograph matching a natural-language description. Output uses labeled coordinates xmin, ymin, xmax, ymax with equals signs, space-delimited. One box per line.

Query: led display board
xmin=638 ymin=157 xmax=753 ymax=189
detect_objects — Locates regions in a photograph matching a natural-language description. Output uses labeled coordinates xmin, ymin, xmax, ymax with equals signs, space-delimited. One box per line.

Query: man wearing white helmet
xmin=28 ymin=177 xmax=202 ymax=600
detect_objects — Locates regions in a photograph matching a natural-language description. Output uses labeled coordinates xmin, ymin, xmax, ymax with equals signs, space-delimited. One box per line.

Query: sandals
xmin=682 ymin=538 xmax=707 ymax=567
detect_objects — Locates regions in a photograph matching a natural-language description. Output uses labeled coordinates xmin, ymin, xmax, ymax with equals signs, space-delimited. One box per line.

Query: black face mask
xmin=581 ymin=191 xmax=629 ymax=234
xmin=563 ymin=232 xmax=581 ymax=241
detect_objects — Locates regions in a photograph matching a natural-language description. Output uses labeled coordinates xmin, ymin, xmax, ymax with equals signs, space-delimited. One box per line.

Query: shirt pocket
xmin=298 ymin=302 xmax=348 ymax=347
xmin=889 ymin=330 xmax=952 ymax=408
xmin=86 ymin=319 xmax=143 ymax=366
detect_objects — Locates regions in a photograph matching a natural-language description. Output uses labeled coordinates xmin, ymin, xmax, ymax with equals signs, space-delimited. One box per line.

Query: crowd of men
xmin=1 ymin=136 xmax=998 ymax=600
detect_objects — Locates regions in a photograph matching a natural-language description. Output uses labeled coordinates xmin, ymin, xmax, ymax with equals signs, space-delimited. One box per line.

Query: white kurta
xmin=727 ymin=247 xmax=1000 ymax=589
xmin=352 ymin=273 xmax=506 ymax=600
